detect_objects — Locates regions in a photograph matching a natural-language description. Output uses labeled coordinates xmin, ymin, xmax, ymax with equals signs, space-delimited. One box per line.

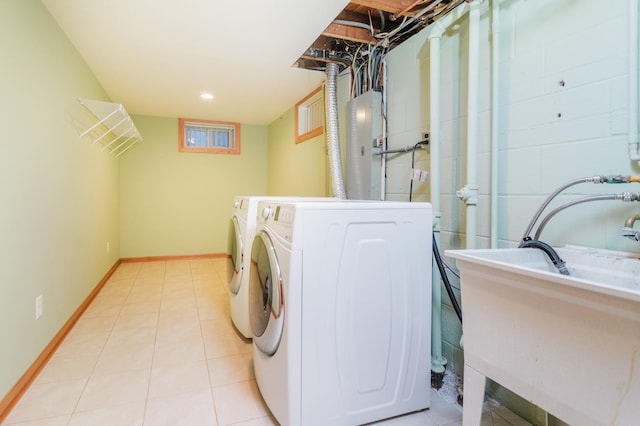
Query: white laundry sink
xmin=446 ymin=245 xmax=640 ymax=426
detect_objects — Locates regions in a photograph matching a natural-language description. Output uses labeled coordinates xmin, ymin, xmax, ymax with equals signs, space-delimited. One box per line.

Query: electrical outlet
xmin=35 ymin=294 xmax=43 ymax=320
xmin=106 ymin=242 xmax=110 ymax=254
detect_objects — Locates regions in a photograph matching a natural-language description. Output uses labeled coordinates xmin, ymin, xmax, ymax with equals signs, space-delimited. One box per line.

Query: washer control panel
xmin=272 ymin=205 xmax=294 ymax=223
xmin=256 ymin=202 xmax=295 ymax=242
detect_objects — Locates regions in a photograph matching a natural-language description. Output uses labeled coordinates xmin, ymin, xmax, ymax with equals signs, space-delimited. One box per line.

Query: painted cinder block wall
xmin=380 ymin=0 xmax=638 ymax=421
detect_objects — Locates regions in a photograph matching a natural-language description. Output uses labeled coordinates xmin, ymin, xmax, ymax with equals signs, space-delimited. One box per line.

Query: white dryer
xmin=227 ymin=195 xmax=335 ymax=338
xmin=249 ymin=200 xmax=432 ymax=426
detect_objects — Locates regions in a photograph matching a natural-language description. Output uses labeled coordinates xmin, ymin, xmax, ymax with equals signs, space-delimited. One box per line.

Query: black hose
xmin=519 ymin=238 xmax=570 ymax=275
xmin=432 ymin=236 xmax=463 ymax=323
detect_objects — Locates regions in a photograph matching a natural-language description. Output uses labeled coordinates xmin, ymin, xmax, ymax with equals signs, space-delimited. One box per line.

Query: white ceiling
xmin=42 ymin=0 xmax=350 ymax=125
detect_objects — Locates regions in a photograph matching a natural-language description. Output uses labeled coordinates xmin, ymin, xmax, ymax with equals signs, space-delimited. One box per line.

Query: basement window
xmin=179 ymin=118 xmax=240 ymax=154
xmin=295 ymin=86 xmax=324 ymax=144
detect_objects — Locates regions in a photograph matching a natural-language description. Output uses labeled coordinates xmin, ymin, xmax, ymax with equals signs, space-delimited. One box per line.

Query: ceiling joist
xmin=297 ymin=0 xmax=462 ymax=72
xmin=322 ymin=23 xmax=377 ymax=45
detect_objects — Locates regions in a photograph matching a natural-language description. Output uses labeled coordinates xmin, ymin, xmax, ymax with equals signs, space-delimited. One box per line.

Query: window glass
xmin=295 ymin=86 xmax=324 ymax=144
xmin=179 ymin=118 xmax=240 ymax=154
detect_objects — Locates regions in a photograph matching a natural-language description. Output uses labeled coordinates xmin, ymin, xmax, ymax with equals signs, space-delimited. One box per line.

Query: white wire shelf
xmin=79 ymin=98 xmax=142 ymax=157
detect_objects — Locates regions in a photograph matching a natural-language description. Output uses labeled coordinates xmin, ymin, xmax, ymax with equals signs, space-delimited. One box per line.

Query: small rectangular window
xmin=295 ymin=86 xmax=324 ymax=144
xmin=179 ymin=118 xmax=240 ymax=154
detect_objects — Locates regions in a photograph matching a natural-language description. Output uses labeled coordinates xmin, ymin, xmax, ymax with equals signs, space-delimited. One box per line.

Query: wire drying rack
xmin=79 ymin=98 xmax=142 ymax=157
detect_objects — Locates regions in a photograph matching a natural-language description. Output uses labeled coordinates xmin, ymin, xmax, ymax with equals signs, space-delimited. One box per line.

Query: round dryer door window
xmin=227 ymin=216 xmax=243 ymax=294
xmin=249 ymin=230 xmax=284 ymax=356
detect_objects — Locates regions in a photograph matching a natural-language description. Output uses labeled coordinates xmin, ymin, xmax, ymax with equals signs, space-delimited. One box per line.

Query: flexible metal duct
xmin=325 ymin=62 xmax=347 ymax=199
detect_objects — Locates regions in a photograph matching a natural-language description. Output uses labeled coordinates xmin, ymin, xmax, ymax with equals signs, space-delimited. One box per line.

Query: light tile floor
xmin=2 ymin=258 xmax=531 ymax=426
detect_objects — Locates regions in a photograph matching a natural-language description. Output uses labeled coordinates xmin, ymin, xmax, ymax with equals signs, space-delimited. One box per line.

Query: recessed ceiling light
xmin=200 ymin=93 xmax=214 ymax=100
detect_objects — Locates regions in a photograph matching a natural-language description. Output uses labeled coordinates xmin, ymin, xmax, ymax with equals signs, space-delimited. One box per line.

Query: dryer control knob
xmin=261 ymin=207 xmax=271 ymax=219
xmin=233 ymin=200 xmax=240 ymax=208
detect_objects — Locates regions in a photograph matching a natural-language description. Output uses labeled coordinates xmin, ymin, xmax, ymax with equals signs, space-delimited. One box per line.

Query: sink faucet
xmin=621 ymin=214 xmax=640 ymax=241
xmin=520 ymin=175 xmax=640 ymax=242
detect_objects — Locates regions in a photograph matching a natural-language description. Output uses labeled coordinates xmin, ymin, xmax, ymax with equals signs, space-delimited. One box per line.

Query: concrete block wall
xmin=383 ymin=0 xmax=638 ymax=421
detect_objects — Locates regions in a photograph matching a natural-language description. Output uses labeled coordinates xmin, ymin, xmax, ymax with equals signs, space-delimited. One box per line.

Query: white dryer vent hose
xmin=325 ymin=62 xmax=347 ymax=199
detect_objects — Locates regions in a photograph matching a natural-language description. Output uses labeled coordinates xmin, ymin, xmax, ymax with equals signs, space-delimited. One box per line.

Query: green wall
xmin=0 ymin=0 xmax=120 ymax=400
xmin=119 ymin=116 xmax=268 ymax=257
xmin=119 ymin=107 xmax=336 ymax=258
xmin=0 ymin=0 xmax=339 ymax=407
xmin=267 ymin=107 xmax=329 ymax=196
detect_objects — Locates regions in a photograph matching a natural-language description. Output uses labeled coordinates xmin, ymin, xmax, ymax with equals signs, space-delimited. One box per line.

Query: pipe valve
xmin=621 ymin=227 xmax=640 ymax=241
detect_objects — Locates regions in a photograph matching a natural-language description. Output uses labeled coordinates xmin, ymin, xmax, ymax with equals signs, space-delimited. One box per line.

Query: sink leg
xmin=463 ymin=364 xmax=486 ymax=426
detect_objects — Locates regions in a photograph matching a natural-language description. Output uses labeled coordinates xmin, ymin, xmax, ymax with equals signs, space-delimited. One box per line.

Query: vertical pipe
xmin=381 ymin=58 xmax=388 ymax=200
xmin=325 ymin=62 xmax=347 ymax=199
xmin=461 ymin=0 xmax=481 ymax=250
xmin=429 ymin=21 xmax=447 ymax=377
xmin=490 ymin=0 xmax=500 ymax=247
xmin=629 ymin=0 xmax=640 ymax=163
xmin=424 ymin=0 xmax=471 ymax=381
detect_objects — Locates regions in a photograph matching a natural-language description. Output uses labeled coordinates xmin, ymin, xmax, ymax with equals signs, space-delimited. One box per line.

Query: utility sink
xmin=446 ymin=245 xmax=640 ymax=426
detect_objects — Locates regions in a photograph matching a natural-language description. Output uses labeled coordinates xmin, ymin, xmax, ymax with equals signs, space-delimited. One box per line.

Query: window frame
xmin=178 ymin=117 xmax=241 ymax=154
xmin=295 ymin=86 xmax=324 ymax=144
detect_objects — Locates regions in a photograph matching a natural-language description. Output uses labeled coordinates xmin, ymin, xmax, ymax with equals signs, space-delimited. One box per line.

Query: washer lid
xmin=249 ymin=230 xmax=284 ymax=355
xmin=227 ymin=216 xmax=243 ymax=294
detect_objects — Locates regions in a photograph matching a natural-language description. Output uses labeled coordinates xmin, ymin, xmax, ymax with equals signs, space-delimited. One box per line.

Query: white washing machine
xmin=227 ymin=196 xmax=335 ymax=338
xmin=249 ymin=200 xmax=432 ymax=425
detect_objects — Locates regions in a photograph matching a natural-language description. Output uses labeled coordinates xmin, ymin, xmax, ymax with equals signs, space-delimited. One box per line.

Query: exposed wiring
xmin=375 ymin=16 xmax=409 ymax=39
xmin=334 ymin=19 xmax=373 ymax=34
xmin=306 ymin=1 xmax=469 ymax=83
xmin=409 ymin=140 xmax=429 ymax=201
xmin=372 ymin=139 xmax=429 ymax=200
xmin=349 ymin=43 xmax=387 ymax=98
xmin=383 ymin=0 xmax=460 ymax=46
xmin=378 ymin=9 xmax=386 ymax=31
xmin=346 ymin=0 xmax=468 ymax=100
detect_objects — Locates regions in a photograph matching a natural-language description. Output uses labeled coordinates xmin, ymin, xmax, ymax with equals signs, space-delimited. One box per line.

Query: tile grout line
xmin=193 ymin=259 xmax=224 ymax=426
xmin=137 ymin=260 xmax=165 ymax=426
xmin=67 ymin=263 xmax=141 ymax=423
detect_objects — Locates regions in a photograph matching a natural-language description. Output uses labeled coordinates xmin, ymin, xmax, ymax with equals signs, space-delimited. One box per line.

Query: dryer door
xmin=249 ymin=230 xmax=284 ymax=356
xmin=227 ymin=216 xmax=243 ymax=294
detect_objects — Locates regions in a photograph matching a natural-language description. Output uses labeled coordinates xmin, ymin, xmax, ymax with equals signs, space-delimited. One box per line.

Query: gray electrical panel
xmin=346 ymin=90 xmax=382 ymax=200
